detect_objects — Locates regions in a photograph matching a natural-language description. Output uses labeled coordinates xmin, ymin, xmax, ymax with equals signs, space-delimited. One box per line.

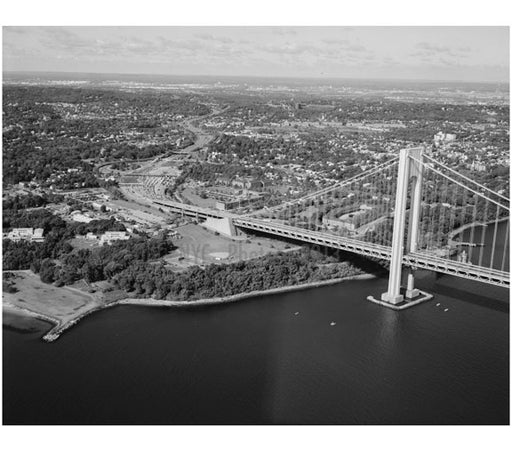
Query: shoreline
xmin=4 ymin=273 xmax=376 ymax=342
xmin=114 ymin=273 xmax=376 ymax=308
xmin=448 ymin=221 xmax=487 ymax=241
xmin=449 ymin=216 xmax=509 ymax=241
xmin=3 ymin=303 xmax=58 ymax=331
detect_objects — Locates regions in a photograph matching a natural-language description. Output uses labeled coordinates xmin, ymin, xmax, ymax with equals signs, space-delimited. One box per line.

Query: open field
xmin=69 ymin=236 xmax=102 ymax=250
xmin=180 ymin=187 xmax=218 ymax=208
xmin=2 ymin=270 xmax=103 ymax=340
xmin=170 ymin=223 xmax=298 ymax=265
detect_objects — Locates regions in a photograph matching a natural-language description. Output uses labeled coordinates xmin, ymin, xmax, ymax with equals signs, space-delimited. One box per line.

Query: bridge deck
xmin=234 ymin=218 xmax=509 ymax=288
xmin=153 ymin=200 xmax=235 ymax=219
xmin=152 ymin=200 xmax=509 ymax=288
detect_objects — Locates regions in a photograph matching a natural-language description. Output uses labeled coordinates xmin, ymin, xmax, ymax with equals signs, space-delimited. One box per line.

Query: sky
xmin=2 ymin=26 xmax=510 ymax=82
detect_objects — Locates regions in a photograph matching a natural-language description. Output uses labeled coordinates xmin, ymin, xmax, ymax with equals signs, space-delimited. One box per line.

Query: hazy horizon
xmin=3 ymin=69 xmax=509 ymax=87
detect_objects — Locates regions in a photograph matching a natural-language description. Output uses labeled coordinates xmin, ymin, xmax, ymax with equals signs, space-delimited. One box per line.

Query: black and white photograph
xmin=1 ymin=0 xmax=511 ymax=445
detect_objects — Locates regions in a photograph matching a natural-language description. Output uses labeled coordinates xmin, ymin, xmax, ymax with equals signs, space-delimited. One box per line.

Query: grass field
xmin=181 ymin=187 xmax=218 ymax=208
xmin=69 ymin=236 xmax=102 ymax=250
xmin=2 ymin=271 xmax=102 ymax=324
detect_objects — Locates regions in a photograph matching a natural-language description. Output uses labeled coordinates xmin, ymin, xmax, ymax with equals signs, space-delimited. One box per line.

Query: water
xmin=3 ymin=272 xmax=509 ymax=425
xmin=455 ymin=220 xmax=509 ymax=271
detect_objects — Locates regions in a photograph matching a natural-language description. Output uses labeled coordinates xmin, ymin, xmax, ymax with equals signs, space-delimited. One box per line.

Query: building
xmin=99 ymin=231 xmax=130 ymax=245
xmin=6 ymin=228 xmax=45 ymax=242
xmin=215 ymin=193 xmax=266 ymax=211
xmin=32 ymin=228 xmax=44 ymax=242
xmin=71 ymin=211 xmax=94 ymax=223
xmin=168 ymin=230 xmax=181 ymax=239
xmin=434 ymin=132 xmax=456 ymax=147
xmin=470 ymin=160 xmax=487 ymax=172
xmin=92 ymin=202 xmax=111 ymax=211
xmin=322 ymin=216 xmax=356 ymax=231
xmin=322 ymin=205 xmax=374 ymax=232
xmin=231 ymin=177 xmax=263 ymax=191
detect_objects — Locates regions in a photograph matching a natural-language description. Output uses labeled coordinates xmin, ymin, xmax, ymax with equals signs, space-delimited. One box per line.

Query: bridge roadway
xmin=123 ymin=173 xmax=169 ymax=178
xmin=153 ymin=199 xmax=235 ymax=220
xmin=152 ymin=199 xmax=510 ymax=288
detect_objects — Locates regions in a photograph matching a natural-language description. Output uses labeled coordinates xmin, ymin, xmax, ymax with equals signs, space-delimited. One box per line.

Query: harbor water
xmin=3 ymin=270 xmax=508 ymax=425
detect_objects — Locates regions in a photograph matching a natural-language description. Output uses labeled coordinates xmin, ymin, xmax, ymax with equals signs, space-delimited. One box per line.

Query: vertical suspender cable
xmin=490 ymin=206 xmax=500 ymax=270
xmin=429 ymin=171 xmax=440 ymax=251
xmin=478 ymin=198 xmax=490 ymax=268
xmin=448 ymin=181 xmax=458 ymax=252
xmin=438 ymin=177 xmax=448 ymax=251
xmin=468 ymin=196 xmax=479 ymax=263
xmin=500 ymin=218 xmax=509 ymax=272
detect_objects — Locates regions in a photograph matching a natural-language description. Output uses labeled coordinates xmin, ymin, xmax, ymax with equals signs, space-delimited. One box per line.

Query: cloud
xmin=39 ymin=27 xmax=93 ymax=54
xmin=382 ymin=56 xmax=398 ymax=65
xmin=4 ymin=27 xmax=29 ymax=35
xmin=194 ymin=33 xmax=237 ymax=44
xmin=457 ymin=46 xmax=472 ymax=53
xmin=411 ymin=41 xmax=472 ymax=60
xmin=321 ymin=39 xmax=372 ymax=55
xmin=29 ymin=28 xmax=194 ymax=61
xmin=194 ymin=32 xmax=214 ymax=41
xmin=258 ymin=42 xmax=318 ymax=55
xmin=415 ymin=41 xmax=451 ymax=53
xmin=271 ymin=28 xmax=298 ymax=36
xmin=322 ymin=38 xmax=351 ymax=46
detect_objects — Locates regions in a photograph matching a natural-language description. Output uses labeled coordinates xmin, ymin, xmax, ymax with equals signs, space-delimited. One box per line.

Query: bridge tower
xmin=380 ymin=146 xmax=430 ymax=306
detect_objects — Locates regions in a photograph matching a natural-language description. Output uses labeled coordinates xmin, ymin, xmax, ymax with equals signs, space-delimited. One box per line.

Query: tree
xmin=40 ymin=259 xmax=57 ymax=284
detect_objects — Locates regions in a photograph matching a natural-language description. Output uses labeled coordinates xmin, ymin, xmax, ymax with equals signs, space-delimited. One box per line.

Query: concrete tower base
xmin=381 ymin=292 xmax=404 ymax=304
xmin=367 ymin=290 xmax=433 ymax=310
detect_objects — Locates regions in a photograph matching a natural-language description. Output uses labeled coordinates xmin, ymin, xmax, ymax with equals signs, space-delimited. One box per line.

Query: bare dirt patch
xmin=169 ymin=223 xmax=298 ymax=265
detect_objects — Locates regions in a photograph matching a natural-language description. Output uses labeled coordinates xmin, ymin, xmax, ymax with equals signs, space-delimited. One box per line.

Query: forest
xmin=3 ymin=225 xmax=173 ymax=287
xmin=2 ymin=195 xmax=364 ymax=301
xmin=110 ymin=249 xmax=363 ymax=301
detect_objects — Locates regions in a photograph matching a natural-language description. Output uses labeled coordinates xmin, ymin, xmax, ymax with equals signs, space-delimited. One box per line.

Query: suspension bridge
xmin=152 ymin=146 xmax=509 ymax=308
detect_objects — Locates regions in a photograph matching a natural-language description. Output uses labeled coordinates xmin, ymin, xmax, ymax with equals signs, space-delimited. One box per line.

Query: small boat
xmin=436 ymin=303 xmax=441 ymax=306
xmin=330 ymin=322 xmax=336 ymax=326
xmin=294 ymin=312 xmax=299 ymax=316
xmin=444 ymin=308 xmax=449 ymax=312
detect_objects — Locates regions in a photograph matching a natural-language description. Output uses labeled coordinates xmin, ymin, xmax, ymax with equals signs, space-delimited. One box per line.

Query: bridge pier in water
xmin=370 ymin=146 xmax=433 ymax=309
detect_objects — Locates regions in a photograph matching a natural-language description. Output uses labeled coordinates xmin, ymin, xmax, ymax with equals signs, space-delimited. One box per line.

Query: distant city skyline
xmin=3 ymin=26 xmax=510 ymax=83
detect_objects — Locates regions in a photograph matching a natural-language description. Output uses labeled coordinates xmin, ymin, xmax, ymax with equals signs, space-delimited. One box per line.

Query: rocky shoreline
xmin=5 ymin=273 xmax=376 ymax=342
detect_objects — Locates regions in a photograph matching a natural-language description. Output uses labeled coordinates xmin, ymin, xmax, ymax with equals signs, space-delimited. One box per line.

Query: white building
xmin=470 ymin=160 xmax=487 ymax=172
xmin=6 ymin=228 xmax=45 ymax=242
xmin=92 ymin=202 xmax=111 ymax=211
xmin=99 ymin=231 xmax=130 ymax=245
xmin=434 ymin=132 xmax=456 ymax=147
xmin=71 ymin=211 xmax=93 ymax=223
